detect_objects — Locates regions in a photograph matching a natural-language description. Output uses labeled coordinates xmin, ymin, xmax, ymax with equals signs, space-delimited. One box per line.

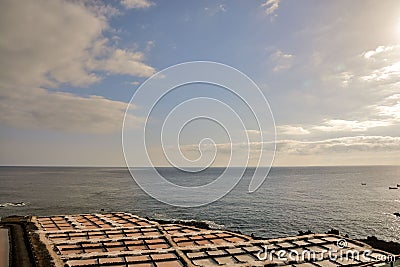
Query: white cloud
xmin=271 ymin=50 xmax=294 ymax=72
xmin=93 ymin=48 xmax=155 ymax=77
xmin=243 ymin=130 xmax=272 ymax=143
xmin=339 ymin=71 xmax=354 ymax=87
xmin=204 ymin=4 xmax=227 ymax=16
xmin=315 ymin=45 xmax=400 ymax=93
xmin=0 ymin=0 xmax=154 ymax=133
xmin=278 ymin=125 xmax=310 ymax=135
xmin=301 ymin=45 xmax=400 ymax=137
xmin=373 ymin=94 xmax=400 ymax=121
xmin=362 ymin=45 xmax=399 ymax=59
xmin=314 ymin=119 xmax=392 ymax=132
xmin=276 ymin=136 xmax=400 ymax=155
xmin=308 ymin=93 xmax=400 ymax=135
xmin=245 ymin=129 xmax=262 ymax=136
xmin=319 ymin=71 xmax=354 ymax=88
xmin=218 ymin=4 xmax=227 ymax=12
xmin=0 ymin=85 xmax=143 ymax=134
xmin=360 ymin=45 xmax=400 ymax=84
xmin=121 ymin=0 xmax=154 ymax=9
xmin=1 ymin=0 xmax=102 ymax=87
xmin=177 ymin=141 xmax=274 ymax=164
xmin=245 ymin=129 xmax=270 ymax=136
xmin=145 ymin=40 xmax=155 ymax=53
xmin=0 ymin=0 xmax=155 ymax=88
xmin=361 ymin=62 xmax=400 ymax=82
xmin=177 ymin=135 xmax=400 ymax=160
xmin=261 ymin=0 xmax=281 ymax=15
xmin=84 ymin=1 xmax=121 ymax=18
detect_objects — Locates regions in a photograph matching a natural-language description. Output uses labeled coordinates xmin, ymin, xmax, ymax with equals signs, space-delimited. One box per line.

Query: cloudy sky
xmin=0 ymin=0 xmax=400 ymax=166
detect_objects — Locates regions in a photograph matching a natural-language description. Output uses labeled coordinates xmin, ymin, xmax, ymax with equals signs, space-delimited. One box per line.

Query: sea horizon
xmin=1 ymin=164 xmax=399 ymax=168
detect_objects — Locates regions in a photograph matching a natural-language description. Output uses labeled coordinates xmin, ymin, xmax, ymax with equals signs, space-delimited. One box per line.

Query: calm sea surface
xmin=0 ymin=166 xmax=399 ymax=242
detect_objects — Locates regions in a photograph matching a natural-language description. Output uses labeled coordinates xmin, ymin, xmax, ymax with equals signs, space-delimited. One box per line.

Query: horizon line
xmin=0 ymin=164 xmax=399 ymax=168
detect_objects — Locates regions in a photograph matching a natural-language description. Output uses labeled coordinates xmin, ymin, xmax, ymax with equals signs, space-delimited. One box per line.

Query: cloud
xmin=360 ymin=45 xmax=400 ymax=84
xmin=245 ymin=129 xmax=270 ymax=136
xmin=276 ymin=136 xmax=400 ymax=155
xmin=271 ymin=50 xmax=294 ymax=72
xmin=145 ymin=40 xmax=155 ymax=53
xmin=1 ymin=0 xmax=102 ymax=87
xmin=261 ymin=0 xmax=281 ymax=15
xmin=245 ymin=129 xmax=261 ymax=135
xmin=339 ymin=71 xmax=354 ymax=87
xmin=92 ymin=48 xmax=155 ymax=77
xmin=121 ymin=0 xmax=154 ymax=9
xmin=0 ymin=0 xmax=154 ymax=133
xmin=84 ymin=1 xmax=121 ymax=18
xmin=177 ymin=141 xmax=274 ymax=164
xmin=204 ymin=4 xmax=227 ymax=16
xmin=315 ymin=45 xmax=400 ymax=93
xmin=177 ymin=140 xmax=273 ymax=155
xmin=314 ymin=119 xmax=392 ymax=132
xmin=309 ymin=94 xmax=400 ymax=134
xmin=282 ymin=44 xmax=400 ymax=136
xmin=319 ymin=71 xmax=354 ymax=88
xmin=373 ymin=94 xmax=400 ymax=122
xmin=0 ymin=85 xmax=143 ymax=134
xmin=278 ymin=125 xmax=310 ymax=135
xmin=361 ymin=62 xmax=400 ymax=83
xmin=362 ymin=45 xmax=399 ymax=59
xmin=0 ymin=0 xmax=155 ymax=88
xmin=176 ymin=135 xmax=400 ymax=159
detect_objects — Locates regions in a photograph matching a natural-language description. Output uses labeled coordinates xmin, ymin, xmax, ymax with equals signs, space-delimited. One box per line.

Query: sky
xmin=0 ymin=0 xmax=400 ymax=166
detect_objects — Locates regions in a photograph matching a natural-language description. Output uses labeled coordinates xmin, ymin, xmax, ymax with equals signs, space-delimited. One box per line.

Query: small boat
xmin=397 ymin=184 xmax=400 ymax=187
xmin=361 ymin=183 xmax=366 ymax=186
xmin=389 ymin=186 xmax=398 ymax=190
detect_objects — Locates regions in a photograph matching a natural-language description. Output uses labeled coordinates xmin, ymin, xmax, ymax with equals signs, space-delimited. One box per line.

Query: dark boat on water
xmin=389 ymin=186 xmax=398 ymax=190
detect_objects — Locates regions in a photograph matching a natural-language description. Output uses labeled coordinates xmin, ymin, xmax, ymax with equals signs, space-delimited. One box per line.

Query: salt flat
xmin=31 ymin=212 xmax=395 ymax=267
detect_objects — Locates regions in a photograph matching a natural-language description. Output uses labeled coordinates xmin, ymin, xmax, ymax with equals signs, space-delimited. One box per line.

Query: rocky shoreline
xmin=0 ymin=216 xmax=54 ymax=267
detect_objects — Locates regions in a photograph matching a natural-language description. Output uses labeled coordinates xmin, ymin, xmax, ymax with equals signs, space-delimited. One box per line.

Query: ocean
xmin=0 ymin=166 xmax=399 ymax=242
